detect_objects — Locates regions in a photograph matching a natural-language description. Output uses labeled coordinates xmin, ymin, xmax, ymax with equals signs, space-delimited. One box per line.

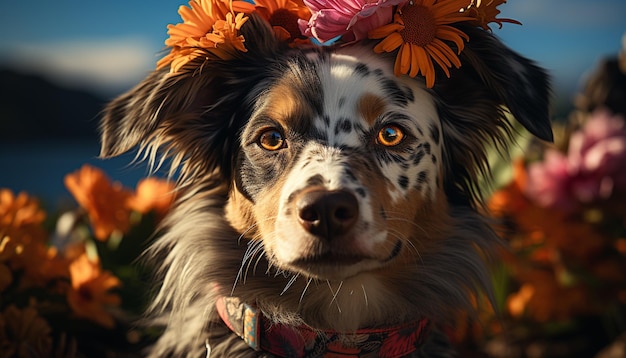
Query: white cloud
xmin=1 ymin=37 xmax=160 ymax=95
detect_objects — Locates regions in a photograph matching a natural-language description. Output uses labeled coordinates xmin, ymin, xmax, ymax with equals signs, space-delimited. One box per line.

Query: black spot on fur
xmin=429 ymin=124 xmax=440 ymax=145
xmin=380 ymin=78 xmax=411 ymax=107
xmin=398 ymin=175 xmax=409 ymax=189
xmin=402 ymin=85 xmax=415 ymax=103
xmin=423 ymin=142 xmax=431 ymax=155
xmin=431 ymin=154 xmax=437 ymax=164
xmin=417 ymin=171 xmax=428 ymax=184
xmin=338 ymin=97 xmax=346 ymax=108
xmin=412 ymin=149 xmax=425 ymax=165
xmin=345 ymin=169 xmax=358 ymax=183
xmin=355 ymin=187 xmax=367 ymax=198
xmin=355 ymin=63 xmax=371 ymax=77
xmin=322 ymin=114 xmax=331 ymax=127
xmin=311 ymin=127 xmax=329 ymax=143
xmin=334 ymin=118 xmax=353 ymax=135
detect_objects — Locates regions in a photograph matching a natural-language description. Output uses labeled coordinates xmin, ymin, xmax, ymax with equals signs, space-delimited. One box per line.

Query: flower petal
xmin=373 ymin=32 xmax=404 ymax=53
xmin=369 ymin=22 xmax=404 ymax=39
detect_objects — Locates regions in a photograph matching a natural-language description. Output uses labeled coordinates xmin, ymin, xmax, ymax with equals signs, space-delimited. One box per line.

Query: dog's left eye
xmin=377 ymin=124 xmax=405 ymax=147
xmin=258 ymin=129 xmax=285 ymax=151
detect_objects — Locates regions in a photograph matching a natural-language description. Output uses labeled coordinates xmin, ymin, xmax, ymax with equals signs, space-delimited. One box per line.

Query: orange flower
xmin=0 ymin=189 xmax=50 ymax=274
xmin=0 ymin=305 xmax=52 ymax=357
xmin=67 ymin=254 xmax=122 ymax=329
xmin=0 ymin=189 xmax=45 ymax=232
xmin=466 ymin=0 xmax=520 ymax=31
xmin=254 ymin=0 xmax=311 ymax=42
xmin=64 ymin=165 xmax=133 ymax=241
xmin=157 ymin=0 xmax=255 ymax=72
xmin=506 ymin=269 xmax=591 ymax=322
xmin=488 ymin=160 xmax=530 ymax=217
xmin=127 ymin=177 xmax=176 ymax=219
xmin=488 ymin=160 xmax=606 ymax=261
xmin=369 ymin=0 xmax=471 ymax=87
xmin=506 ymin=283 xmax=534 ymax=318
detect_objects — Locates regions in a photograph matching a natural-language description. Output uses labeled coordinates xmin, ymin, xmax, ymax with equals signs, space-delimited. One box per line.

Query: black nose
xmin=296 ymin=190 xmax=359 ymax=239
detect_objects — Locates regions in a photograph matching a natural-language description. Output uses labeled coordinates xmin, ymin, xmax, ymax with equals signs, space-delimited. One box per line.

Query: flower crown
xmin=157 ymin=0 xmax=520 ymax=88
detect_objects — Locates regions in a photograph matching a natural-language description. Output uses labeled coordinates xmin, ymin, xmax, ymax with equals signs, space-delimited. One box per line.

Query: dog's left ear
xmin=434 ymin=24 xmax=553 ymax=203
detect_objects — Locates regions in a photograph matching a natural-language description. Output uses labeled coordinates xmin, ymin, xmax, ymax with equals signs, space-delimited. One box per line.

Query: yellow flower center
xmin=400 ymin=4 xmax=436 ymax=47
xmin=269 ymin=8 xmax=303 ymax=39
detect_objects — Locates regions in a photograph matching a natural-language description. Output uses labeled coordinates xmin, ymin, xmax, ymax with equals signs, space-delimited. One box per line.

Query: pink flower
xmin=526 ymin=109 xmax=626 ymax=210
xmin=526 ymin=150 xmax=571 ymax=209
xmin=298 ymin=0 xmax=406 ymax=43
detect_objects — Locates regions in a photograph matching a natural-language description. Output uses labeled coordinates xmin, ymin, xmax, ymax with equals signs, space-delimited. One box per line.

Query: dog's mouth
xmin=284 ymin=240 xmax=403 ymax=279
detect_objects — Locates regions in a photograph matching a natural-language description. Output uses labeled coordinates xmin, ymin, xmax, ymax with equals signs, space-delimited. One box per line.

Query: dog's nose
xmin=296 ymin=190 xmax=359 ymax=239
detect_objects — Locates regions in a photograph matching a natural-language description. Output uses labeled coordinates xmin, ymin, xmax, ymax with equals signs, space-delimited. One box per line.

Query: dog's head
xmin=100 ymin=5 xmax=551 ymax=337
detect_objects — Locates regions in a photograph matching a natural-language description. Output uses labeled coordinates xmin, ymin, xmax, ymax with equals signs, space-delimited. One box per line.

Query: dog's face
xmin=227 ymin=48 xmax=445 ymax=280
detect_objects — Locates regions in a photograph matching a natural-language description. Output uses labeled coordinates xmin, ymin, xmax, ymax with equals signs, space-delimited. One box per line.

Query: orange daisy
xmin=369 ymin=0 xmax=472 ymax=88
xmin=64 ymin=165 xmax=133 ymax=241
xmin=0 ymin=189 xmax=49 ymax=272
xmin=127 ymin=177 xmax=176 ymax=220
xmin=157 ymin=0 xmax=254 ymax=72
xmin=67 ymin=254 xmax=122 ymax=329
xmin=253 ymin=0 xmax=311 ymax=43
xmin=466 ymin=0 xmax=520 ymax=30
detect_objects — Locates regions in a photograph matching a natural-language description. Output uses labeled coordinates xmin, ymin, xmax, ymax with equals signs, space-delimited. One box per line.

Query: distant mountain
xmin=0 ymin=68 xmax=108 ymax=141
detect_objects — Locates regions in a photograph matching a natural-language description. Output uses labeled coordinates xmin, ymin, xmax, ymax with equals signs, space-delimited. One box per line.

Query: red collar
xmin=216 ymin=297 xmax=430 ymax=358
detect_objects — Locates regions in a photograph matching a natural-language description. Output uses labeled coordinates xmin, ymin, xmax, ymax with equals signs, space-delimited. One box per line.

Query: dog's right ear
xmin=100 ymin=68 xmax=175 ymax=158
xmin=99 ymin=14 xmax=283 ymax=182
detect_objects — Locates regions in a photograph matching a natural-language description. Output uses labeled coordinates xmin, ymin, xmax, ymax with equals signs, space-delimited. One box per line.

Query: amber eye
xmin=377 ymin=124 xmax=404 ymax=147
xmin=258 ymin=129 xmax=285 ymax=151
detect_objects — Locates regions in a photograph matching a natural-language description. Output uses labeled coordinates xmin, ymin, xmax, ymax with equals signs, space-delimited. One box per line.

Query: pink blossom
xmin=298 ymin=0 xmax=406 ymax=43
xmin=526 ymin=109 xmax=626 ymax=210
xmin=526 ymin=150 xmax=571 ymax=209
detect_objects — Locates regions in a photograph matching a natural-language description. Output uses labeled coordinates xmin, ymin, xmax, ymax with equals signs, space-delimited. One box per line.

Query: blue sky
xmin=0 ymin=0 xmax=625 ymax=99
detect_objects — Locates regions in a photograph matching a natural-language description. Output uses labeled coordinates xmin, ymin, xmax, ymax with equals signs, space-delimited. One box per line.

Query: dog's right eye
xmin=258 ymin=129 xmax=285 ymax=151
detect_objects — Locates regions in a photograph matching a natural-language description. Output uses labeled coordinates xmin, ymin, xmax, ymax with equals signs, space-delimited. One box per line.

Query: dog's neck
xmin=216 ymin=296 xmax=430 ymax=357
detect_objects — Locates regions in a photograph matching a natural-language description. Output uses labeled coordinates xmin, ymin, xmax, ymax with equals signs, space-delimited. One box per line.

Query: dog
xmin=99 ymin=3 xmax=552 ymax=357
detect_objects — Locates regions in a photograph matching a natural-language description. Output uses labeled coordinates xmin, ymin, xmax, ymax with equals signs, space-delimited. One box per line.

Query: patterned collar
xmin=216 ymin=297 xmax=430 ymax=358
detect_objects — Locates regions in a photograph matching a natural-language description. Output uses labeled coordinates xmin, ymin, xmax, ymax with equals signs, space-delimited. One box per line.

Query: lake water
xmin=0 ymin=139 xmax=154 ymax=207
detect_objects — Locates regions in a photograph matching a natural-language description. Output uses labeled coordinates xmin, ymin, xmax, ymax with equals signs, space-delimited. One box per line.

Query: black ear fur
xmin=457 ymin=25 xmax=553 ymax=142
xmin=99 ymin=69 xmax=191 ymax=158
xmin=99 ymin=14 xmax=284 ymax=183
xmin=433 ymin=25 xmax=553 ymax=205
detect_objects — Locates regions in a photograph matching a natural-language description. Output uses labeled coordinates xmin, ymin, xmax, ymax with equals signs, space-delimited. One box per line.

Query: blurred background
xmin=1 ymin=1 xmax=626 ymax=357
xmin=0 ymin=0 xmax=624 ymax=205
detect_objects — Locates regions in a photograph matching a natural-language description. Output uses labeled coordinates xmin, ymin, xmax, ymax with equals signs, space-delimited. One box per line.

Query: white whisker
xmin=233 ymin=238 xmax=265 ymax=294
xmin=361 ymin=284 xmax=369 ymax=307
xmin=327 ymin=280 xmax=343 ymax=313
xmin=281 ymin=274 xmax=299 ymax=296
xmin=300 ymin=278 xmax=313 ymax=304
